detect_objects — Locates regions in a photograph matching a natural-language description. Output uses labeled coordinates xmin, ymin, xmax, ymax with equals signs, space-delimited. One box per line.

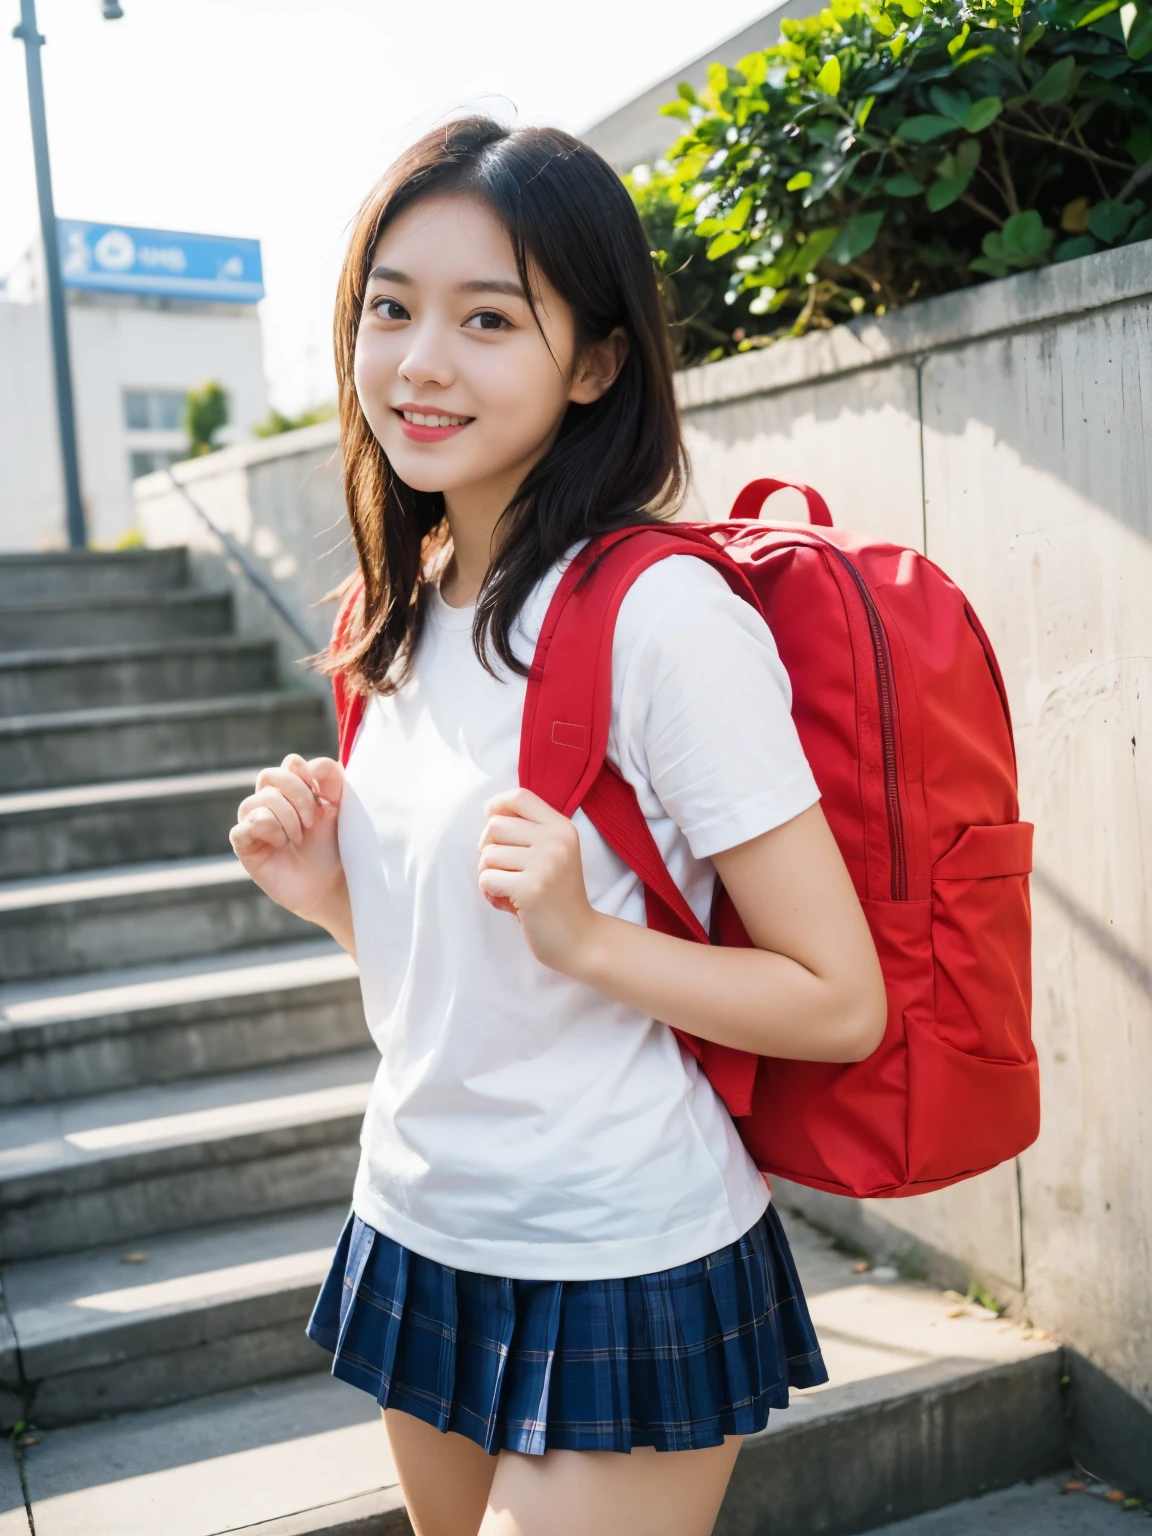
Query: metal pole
xmin=13 ymin=0 xmax=87 ymax=549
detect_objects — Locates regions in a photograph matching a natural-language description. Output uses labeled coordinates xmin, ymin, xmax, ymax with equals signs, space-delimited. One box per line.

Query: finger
xmin=477 ymin=813 xmax=536 ymax=852
xmin=230 ymin=806 xmax=289 ymax=856
xmin=237 ymin=786 xmax=305 ymax=845
xmin=252 ymin=765 xmax=317 ymax=829
xmin=478 ymin=867 xmax=523 ymax=907
xmin=306 ymin=757 xmax=344 ymax=806
xmin=478 ymin=844 xmax=529 ymax=873
xmin=483 ymin=787 xmax=555 ymax=824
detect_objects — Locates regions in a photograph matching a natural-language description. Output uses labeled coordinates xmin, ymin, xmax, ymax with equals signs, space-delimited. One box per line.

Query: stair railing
xmin=162 ymin=467 xmax=320 ymax=654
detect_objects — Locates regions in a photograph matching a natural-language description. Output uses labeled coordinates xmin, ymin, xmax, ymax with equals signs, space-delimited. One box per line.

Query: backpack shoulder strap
xmin=520 ymin=524 xmax=764 ymax=1121
xmin=332 ymin=577 xmax=366 ymax=767
xmin=519 ymin=524 xmax=761 ymax=817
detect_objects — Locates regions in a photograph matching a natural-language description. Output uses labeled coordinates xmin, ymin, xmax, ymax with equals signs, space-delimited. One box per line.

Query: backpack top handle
xmin=730 ymin=479 xmax=834 ymax=528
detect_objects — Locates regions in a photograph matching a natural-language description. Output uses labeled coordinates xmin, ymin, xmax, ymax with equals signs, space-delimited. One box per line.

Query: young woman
xmin=229 ymin=117 xmax=886 ymax=1536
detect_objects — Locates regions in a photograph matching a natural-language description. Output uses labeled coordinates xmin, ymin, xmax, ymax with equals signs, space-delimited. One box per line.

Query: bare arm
xmin=478 ymin=791 xmax=886 ymax=1063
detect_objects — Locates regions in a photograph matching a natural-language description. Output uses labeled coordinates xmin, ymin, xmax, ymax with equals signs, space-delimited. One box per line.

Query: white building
xmin=0 ymin=220 xmax=270 ymax=552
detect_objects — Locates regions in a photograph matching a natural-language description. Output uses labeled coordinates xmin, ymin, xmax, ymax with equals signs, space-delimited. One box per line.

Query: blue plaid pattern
xmin=306 ymin=1204 xmax=827 ymax=1455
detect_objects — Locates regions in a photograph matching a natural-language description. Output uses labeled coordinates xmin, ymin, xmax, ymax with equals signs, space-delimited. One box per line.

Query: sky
xmin=0 ymin=0 xmax=771 ymax=414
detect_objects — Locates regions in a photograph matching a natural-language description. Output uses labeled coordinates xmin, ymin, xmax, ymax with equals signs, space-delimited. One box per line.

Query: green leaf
xmin=1030 ymin=54 xmax=1077 ymax=102
xmin=1088 ymin=198 xmax=1141 ymax=241
xmin=815 ymin=56 xmax=842 ymax=94
xmin=791 ymin=225 xmax=842 ymax=274
xmin=1126 ymin=125 xmax=1152 ymax=164
xmin=737 ymin=51 xmax=768 ymax=87
xmin=970 ymin=254 xmax=1010 ymax=277
xmin=829 ymin=209 xmax=886 ymax=264
xmin=888 ymin=31 xmax=907 ymax=58
xmin=885 ymin=173 xmax=925 ymax=196
xmin=947 ymin=22 xmax=971 ymax=56
xmin=927 ymin=175 xmax=970 ymax=210
xmin=723 ymin=193 xmax=755 ymax=231
xmin=787 ymin=170 xmax=815 ymax=190
xmin=1055 ymin=233 xmax=1099 ymax=260
xmin=929 ymin=86 xmax=972 ymax=123
xmin=955 ymin=136 xmax=983 ymax=172
xmin=1130 ymin=210 xmax=1152 ymax=241
xmin=1123 ymin=0 xmax=1152 ymax=58
xmin=1000 ymin=209 xmax=1055 ymax=262
xmin=899 ymin=115 xmax=959 ymax=142
xmin=660 ymin=100 xmax=692 ymax=120
xmin=677 ymin=81 xmax=699 ymax=104
xmin=965 ymin=95 xmax=1004 ymax=132
xmin=856 ymin=93 xmax=877 ymax=128
xmin=1074 ymin=0 xmax=1120 ymax=22
xmin=707 ymin=62 xmax=731 ymax=97
xmin=873 ymin=9 xmax=896 ymax=34
xmin=953 ymin=44 xmax=998 ymax=65
xmin=706 ymin=230 xmax=745 ymax=259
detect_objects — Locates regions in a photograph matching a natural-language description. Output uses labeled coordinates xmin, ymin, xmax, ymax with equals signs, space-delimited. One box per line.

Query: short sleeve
xmin=607 ymin=555 xmax=820 ymax=860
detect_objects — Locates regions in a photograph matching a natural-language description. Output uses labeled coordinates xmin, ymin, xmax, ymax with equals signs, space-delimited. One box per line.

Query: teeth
xmin=402 ymin=411 xmax=469 ymax=427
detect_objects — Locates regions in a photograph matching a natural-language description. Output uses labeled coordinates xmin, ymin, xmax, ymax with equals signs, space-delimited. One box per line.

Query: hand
xmin=229 ymin=754 xmax=347 ymax=924
xmin=477 ymin=789 xmax=601 ymax=975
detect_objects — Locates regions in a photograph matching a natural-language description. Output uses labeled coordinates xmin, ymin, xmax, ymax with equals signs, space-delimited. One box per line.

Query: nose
xmin=398 ymin=317 xmax=456 ymax=392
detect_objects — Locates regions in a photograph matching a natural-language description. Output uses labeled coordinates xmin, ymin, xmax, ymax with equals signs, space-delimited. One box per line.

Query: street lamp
xmin=11 ymin=0 xmax=123 ymax=550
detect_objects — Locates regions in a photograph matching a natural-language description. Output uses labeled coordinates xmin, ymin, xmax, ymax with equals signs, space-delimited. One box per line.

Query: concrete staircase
xmin=0 ymin=549 xmax=1075 ymax=1535
xmin=0 ymin=550 xmax=381 ymax=1526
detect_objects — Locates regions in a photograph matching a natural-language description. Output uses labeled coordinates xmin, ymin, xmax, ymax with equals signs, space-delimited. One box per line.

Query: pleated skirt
xmin=306 ymin=1203 xmax=827 ymax=1455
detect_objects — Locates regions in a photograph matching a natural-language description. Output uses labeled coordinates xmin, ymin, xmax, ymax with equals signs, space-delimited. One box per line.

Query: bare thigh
xmin=383 ymin=1408 xmax=497 ymax=1536
xmin=480 ymin=1437 xmax=744 ymax=1536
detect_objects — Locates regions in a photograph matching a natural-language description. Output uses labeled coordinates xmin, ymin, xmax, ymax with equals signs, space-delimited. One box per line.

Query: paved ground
xmin=873 ymin=1474 xmax=1150 ymax=1533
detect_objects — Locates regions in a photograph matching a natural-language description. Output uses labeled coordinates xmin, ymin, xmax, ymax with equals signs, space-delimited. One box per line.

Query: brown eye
xmin=464 ymin=310 xmax=509 ymax=331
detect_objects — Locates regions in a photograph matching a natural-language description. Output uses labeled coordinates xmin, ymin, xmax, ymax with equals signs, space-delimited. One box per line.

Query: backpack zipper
xmin=825 ymin=547 xmax=909 ymax=901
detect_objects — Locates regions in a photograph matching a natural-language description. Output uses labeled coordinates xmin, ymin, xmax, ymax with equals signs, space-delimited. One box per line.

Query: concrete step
xmin=0 ymin=547 xmax=188 ymax=601
xmin=0 ymin=1047 xmax=375 ymax=1261
xmin=3 ymin=1219 xmax=1065 ymax=1536
xmin=0 ymin=635 xmax=279 ymax=717
xmin=0 ymin=588 xmax=232 ymax=650
xmin=867 ymin=1475 xmax=1139 ymax=1534
xmin=0 ymin=938 xmax=363 ymax=1105
xmin=0 ymin=690 xmax=332 ymax=790
xmin=6 ymin=1202 xmax=350 ymax=1426
xmin=0 ymin=768 xmax=259 ymax=879
xmin=0 ymin=855 xmax=325 ymax=982
xmin=3 ymin=1373 xmax=408 ymax=1536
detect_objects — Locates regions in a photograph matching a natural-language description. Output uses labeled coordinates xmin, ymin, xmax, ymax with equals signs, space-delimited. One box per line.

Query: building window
xmin=129 ymin=450 xmax=183 ymax=481
xmin=123 ymin=389 xmax=187 ymax=432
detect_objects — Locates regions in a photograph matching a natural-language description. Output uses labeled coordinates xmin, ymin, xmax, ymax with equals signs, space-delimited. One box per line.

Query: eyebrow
xmin=366 ymin=265 xmax=527 ymax=300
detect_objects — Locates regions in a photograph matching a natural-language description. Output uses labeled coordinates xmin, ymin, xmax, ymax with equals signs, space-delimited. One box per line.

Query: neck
xmin=438 ymin=448 xmax=550 ymax=609
xmin=439 ymin=480 xmax=508 ymax=608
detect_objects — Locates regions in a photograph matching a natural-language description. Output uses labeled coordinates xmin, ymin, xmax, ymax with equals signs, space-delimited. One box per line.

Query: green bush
xmin=185 ymin=380 xmax=230 ymax=456
xmin=636 ymin=0 xmax=1152 ymax=360
xmin=252 ymin=402 xmax=337 ymax=438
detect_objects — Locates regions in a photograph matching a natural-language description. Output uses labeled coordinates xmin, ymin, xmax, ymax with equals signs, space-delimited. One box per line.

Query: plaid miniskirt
xmin=305 ymin=1203 xmax=827 ymax=1455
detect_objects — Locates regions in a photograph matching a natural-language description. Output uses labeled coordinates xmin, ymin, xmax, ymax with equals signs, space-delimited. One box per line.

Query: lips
xmin=393 ymin=406 xmax=474 ymax=443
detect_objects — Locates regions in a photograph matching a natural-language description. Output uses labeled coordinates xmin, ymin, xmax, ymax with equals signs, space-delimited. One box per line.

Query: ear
xmin=567 ymin=326 xmax=629 ymax=406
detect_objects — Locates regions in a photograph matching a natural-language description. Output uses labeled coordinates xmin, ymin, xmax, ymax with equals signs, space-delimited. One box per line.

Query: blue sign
xmin=57 ymin=220 xmax=264 ymax=303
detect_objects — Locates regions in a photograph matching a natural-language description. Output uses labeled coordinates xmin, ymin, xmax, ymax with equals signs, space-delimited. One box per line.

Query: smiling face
xmin=355 ymin=192 xmax=610 ymax=504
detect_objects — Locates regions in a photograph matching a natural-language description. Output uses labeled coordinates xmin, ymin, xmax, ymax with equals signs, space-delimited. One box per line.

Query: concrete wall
xmin=677 ymin=240 xmax=1152 ymax=1483
xmin=0 ymin=291 xmax=269 ymax=552
xmin=133 ymin=420 xmax=347 ymax=695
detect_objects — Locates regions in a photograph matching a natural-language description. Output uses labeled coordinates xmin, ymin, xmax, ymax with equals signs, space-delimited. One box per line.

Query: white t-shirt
xmin=338 ymin=552 xmax=821 ymax=1280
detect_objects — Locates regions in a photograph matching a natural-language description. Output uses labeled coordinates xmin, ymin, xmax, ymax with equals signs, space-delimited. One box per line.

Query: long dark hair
xmin=319 ymin=114 xmax=686 ymax=694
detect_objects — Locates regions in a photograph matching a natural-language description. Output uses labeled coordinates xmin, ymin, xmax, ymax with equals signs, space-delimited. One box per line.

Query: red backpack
xmin=333 ymin=480 xmax=1039 ymax=1199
